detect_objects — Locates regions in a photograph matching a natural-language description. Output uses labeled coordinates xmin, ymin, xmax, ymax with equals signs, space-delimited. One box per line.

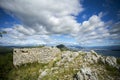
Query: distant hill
xmin=56 ymin=44 xmax=69 ymax=51
xmin=83 ymin=45 xmax=120 ymax=51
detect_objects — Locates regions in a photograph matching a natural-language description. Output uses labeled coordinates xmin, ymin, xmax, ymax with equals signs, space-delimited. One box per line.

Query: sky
xmin=0 ymin=0 xmax=120 ymax=46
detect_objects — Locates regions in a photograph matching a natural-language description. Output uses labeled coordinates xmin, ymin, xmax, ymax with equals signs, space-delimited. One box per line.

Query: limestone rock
xmin=84 ymin=50 xmax=100 ymax=64
xmin=74 ymin=66 xmax=98 ymax=80
xmin=13 ymin=47 xmax=61 ymax=66
xmin=38 ymin=69 xmax=49 ymax=80
xmin=105 ymin=56 xmax=117 ymax=67
xmin=61 ymin=51 xmax=79 ymax=62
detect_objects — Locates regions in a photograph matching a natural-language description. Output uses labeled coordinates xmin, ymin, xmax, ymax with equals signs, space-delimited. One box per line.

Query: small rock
xmin=38 ymin=69 xmax=49 ymax=80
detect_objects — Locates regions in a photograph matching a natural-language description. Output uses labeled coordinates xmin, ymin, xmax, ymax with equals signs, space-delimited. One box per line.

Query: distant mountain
xmin=67 ymin=45 xmax=120 ymax=51
xmin=83 ymin=45 xmax=120 ymax=51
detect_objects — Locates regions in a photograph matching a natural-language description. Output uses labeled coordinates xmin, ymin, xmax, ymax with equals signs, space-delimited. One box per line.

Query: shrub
xmin=56 ymin=44 xmax=69 ymax=51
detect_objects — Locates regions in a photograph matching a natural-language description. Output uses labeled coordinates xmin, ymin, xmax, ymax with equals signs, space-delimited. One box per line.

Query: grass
xmin=42 ymin=66 xmax=79 ymax=80
xmin=0 ymin=53 xmax=13 ymax=80
xmin=0 ymin=52 xmax=48 ymax=80
xmin=41 ymin=54 xmax=81 ymax=80
xmin=117 ymin=58 xmax=120 ymax=65
xmin=8 ymin=62 xmax=47 ymax=80
xmin=104 ymin=64 xmax=120 ymax=77
xmin=97 ymin=59 xmax=120 ymax=78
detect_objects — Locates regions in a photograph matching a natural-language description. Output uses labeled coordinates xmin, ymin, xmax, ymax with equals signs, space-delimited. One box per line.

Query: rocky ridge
xmin=13 ymin=47 xmax=60 ymax=66
xmin=13 ymin=47 xmax=120 ymax=80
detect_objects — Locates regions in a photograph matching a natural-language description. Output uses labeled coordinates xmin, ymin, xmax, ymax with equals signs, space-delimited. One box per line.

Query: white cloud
xmin=109 ymin=21 xmax=120 ymax=39
xmin=0 ymin=0 xmax=119 ymax=46
xmin=0 ymin=13 xmax=112 ymax=46
xmin=0 ymin=0 xmax=83 ymax=35
xmin=76 ymin=14 xmax=111 ymax=46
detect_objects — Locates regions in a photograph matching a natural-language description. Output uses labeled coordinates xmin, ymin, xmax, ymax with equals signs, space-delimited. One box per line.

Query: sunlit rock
xmin=74 ymin=66 xmax=98 ymax=80
xmin=105 ymin=56 xmax=117 ymax=67
xmin=13 ymin=47 xmax=61 ymax=66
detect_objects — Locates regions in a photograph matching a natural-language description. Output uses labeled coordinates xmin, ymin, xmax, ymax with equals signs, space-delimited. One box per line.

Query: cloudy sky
xmin=0 ymin=0 xmax=120 ymax=46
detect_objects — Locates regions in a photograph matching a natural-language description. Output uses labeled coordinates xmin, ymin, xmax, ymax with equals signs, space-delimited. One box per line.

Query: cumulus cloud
xmin=1 ymin=13 xmax=110 ymax=46
xmin=0 ymin=0 xmax=83 ymax=35
xmin=76 ymin=15 xmax=110 ymax=45
xmin=0 ymin=0 xmax=119 ymax=46
xmin=109 ymin=22 xmax=120 ymax=40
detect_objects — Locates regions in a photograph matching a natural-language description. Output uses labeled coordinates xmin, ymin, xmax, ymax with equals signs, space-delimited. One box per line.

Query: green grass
xmin=8 ymin=62 xmax=47 ymax=80
xmin=42 ymin=66 xmax=79 ymax=80
xmin=97 ymin=60 xmax=120 ymax=78
xmin=0 ymin=53 xmax=13 ymax=80
xmin=117 ymin=58 xmax=120 ymax=65
xmin=104 ymin=64 xmax=120 ymax=77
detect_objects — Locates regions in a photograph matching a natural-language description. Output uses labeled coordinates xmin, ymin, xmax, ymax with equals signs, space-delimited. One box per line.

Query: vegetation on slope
xmin=8 ymin=62 xmax=47 ymax=80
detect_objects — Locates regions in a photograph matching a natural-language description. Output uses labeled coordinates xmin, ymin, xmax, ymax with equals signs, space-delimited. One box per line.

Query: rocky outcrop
xmin=61 ymin=51 xmax=79 ymax=62
xmin=105 ymin=56 xmax=117 ymax=67
xmin=83 ymin=50 xmax=118 ymax=68
xmin=13 ymin=47 xmax=120 ymax=80
xmin=83 ymin=52 xmax=100 ymax=64
xmin=13 ymin=47 xmax=61 ymax=66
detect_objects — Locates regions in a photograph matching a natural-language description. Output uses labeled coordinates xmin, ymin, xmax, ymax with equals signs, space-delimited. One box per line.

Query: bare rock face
xmin=99 ymin=56 xmax=117 ymax=68
xmin=61 ymin=51 xmax=79 ymax=62
xmin=13 ymin=47 xmax=61 ymax=66
xmin=74 ymin=66 xmax=98 ymax=80
xmin=84 ymin=50 xmax=117 ymax=68
xmin=83 ymin=50 xmax=100 ymax=64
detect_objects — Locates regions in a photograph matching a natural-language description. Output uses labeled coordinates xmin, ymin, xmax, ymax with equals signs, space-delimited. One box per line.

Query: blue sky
xmin=0 ymin=0 xmax=120 ymax=46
